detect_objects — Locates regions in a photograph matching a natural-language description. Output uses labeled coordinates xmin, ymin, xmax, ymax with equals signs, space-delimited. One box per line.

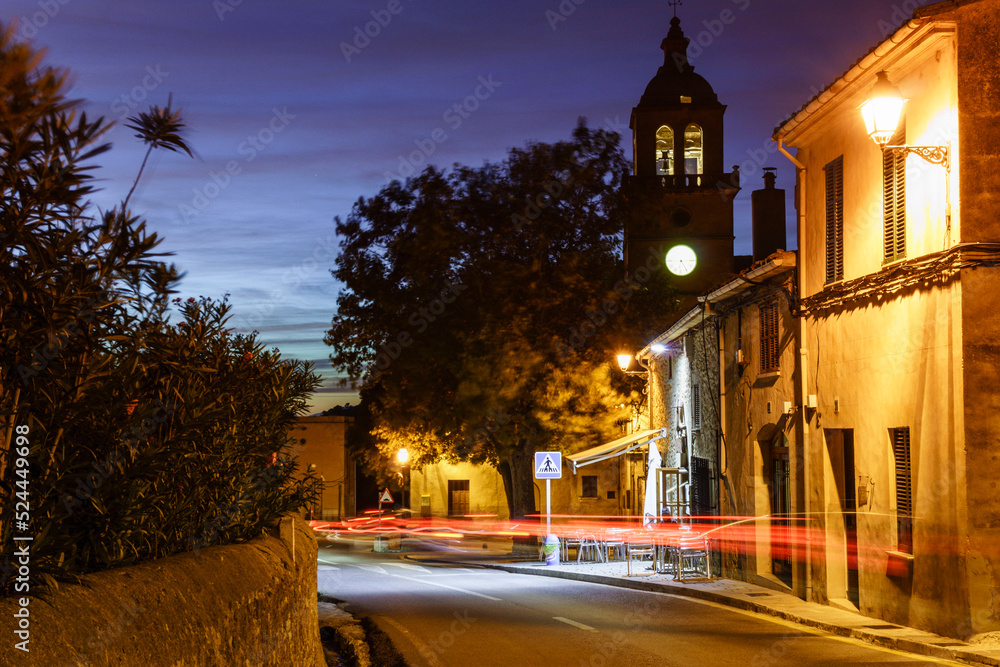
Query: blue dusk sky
xmin=4 ymin=0 xmax=916 ymax=413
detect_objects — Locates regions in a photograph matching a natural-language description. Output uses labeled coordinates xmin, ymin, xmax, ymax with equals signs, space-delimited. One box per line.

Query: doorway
xmin=824 ymin=429 xmax=858 ymax=607
xmin=771 ymin=447 xmax=792 ymax=587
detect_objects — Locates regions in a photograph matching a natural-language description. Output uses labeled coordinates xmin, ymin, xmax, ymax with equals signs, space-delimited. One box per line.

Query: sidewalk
xmin=407 ymin=552 xmax=1000 ymax=666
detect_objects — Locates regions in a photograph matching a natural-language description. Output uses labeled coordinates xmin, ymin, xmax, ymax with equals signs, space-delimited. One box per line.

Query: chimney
xmin=752 ymin=168 xmax=786 ymax=262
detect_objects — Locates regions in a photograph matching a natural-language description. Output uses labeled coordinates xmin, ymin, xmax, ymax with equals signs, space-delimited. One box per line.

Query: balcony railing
xmin=625 ymin=169 xmax=741 ymax=192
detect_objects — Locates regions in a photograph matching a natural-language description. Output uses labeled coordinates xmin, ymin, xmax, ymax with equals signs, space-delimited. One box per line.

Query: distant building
xmin=288 ymin=414 xmax=356 ymax=520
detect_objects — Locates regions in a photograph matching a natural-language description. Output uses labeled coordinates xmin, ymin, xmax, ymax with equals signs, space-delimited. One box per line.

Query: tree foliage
xmin=0 ymin=24 xmax=319 ymax=594
xmin=326 ymin=121 xmax=675 ymax=518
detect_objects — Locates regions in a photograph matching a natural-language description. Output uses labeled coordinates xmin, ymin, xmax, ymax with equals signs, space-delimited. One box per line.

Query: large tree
xmin=326 ymin=122 xmax=674 ymax=519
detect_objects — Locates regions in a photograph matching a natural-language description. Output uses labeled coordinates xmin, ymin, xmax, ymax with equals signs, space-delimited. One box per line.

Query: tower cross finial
xmin=669 ymin=0 xmax=682 ymax=18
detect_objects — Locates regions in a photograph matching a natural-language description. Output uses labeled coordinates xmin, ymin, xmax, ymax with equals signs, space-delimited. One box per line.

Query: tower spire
xmin=669 ymin=0 xmax=682 ymax=19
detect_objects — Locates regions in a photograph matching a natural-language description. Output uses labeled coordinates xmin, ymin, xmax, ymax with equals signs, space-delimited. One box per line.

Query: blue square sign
xmin=534 ymin=451 xmax=562 ymax=479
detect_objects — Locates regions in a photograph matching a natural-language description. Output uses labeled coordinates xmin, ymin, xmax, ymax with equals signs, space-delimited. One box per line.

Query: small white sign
xmin=534 ymin=451 xmax=562 ymax=479
xmin=379 ymin=488 xmax=394 ymax=504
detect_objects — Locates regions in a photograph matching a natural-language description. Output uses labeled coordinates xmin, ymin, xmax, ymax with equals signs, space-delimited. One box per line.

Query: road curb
xmin=449 ymin=560 xmax=1000 ymax=667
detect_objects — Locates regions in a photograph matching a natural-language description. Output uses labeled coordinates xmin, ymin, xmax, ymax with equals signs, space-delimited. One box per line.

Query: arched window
xmin=684 ymin=124 xmax=703 ymax=174
xmin=655 ymin=125 xmax=674 ymax=175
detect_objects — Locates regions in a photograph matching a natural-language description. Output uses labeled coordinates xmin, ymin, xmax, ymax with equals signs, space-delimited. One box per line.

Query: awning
xmin=566 ymin=428 xmax=667 ymax=473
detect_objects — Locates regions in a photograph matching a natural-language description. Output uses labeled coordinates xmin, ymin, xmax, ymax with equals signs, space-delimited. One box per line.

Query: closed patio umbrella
xmin=642 ymin=440 xmax=662 ymax=528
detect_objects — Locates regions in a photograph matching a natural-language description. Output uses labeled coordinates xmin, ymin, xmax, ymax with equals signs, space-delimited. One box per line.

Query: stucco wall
xmin=410 ymin=460 xmax=510 ymax=519
xmin=718 ymin=288 xmax=797 ymax=588
xmin=0 ymin=516 xmax=324 ymax=666
xmin=808 ymin=281 xmax=967 ymax=636
xmin=289 ymin=415 xmax=353 ymax=520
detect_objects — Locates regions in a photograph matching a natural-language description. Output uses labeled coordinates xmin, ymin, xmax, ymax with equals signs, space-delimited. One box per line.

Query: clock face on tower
xmin=665 ymin=244 xmax=697 ymax=276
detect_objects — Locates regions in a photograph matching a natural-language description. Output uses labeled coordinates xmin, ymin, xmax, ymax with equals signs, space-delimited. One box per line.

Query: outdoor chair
xmin=577 ymin=534 xmax=604 ymax=563
xmin=626 ymin=540 xmax=656 ymax=576
xmin=674 ymin=530 xmax=711 ymax=581
xmin=603 ymin=530 xmax=627 ymax=561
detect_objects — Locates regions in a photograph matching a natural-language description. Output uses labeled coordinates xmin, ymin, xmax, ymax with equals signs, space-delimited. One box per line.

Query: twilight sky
xmin=6 ymin=0 xmax=915 ymax=413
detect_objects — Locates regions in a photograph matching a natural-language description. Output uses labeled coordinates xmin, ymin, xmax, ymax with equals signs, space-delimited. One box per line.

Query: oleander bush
xmin=0 ymin=23 xmax=320 ymax=594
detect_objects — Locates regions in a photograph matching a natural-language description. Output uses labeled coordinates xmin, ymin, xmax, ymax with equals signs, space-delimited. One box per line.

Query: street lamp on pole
xmin=397 ymin=447 xmax=409 ymax=514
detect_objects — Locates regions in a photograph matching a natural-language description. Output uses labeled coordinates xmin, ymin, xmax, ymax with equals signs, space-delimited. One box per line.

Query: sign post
xmin=377 ymin=488 xmax=393 ymax=551
xmin=534 ymin=451 xmax=562 ymax=565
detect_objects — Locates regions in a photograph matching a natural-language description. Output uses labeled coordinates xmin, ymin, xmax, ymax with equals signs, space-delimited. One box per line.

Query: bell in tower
xmin=623 ymin=15 xmax=740 ymax=312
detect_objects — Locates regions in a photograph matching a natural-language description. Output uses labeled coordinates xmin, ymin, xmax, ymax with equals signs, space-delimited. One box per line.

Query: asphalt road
xmin=317 ymin=538 xmax=959 ymax=667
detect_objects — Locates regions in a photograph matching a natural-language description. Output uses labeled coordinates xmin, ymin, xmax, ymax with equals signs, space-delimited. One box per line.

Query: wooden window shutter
xmin=883 ymin=126 xmax=906 ymax=263
xmin=892 ymin=427 xmax=913 ymax=553
xmin=824 ymin=156 xmax=844 ymax=283
xmin=759 ymin=300 xmax=779 ymax=373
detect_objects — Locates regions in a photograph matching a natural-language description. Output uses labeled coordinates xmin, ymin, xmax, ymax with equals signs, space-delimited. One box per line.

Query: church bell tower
xmin=624 ymin=15 xmax=740 ymax=314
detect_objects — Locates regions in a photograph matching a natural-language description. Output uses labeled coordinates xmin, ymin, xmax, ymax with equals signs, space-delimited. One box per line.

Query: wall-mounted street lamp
xmin=859 ymin=71 xmax=950 ymax=171
xmin=617 ymin=352 xmax=648 ymax=376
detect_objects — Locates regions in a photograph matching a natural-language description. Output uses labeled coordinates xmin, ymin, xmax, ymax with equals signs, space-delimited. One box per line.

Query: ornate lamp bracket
xmin=883 ymin=143 xmax=950 ymax=171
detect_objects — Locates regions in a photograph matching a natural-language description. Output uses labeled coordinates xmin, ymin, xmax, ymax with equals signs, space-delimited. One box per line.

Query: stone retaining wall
xmin=1 ymin=515 xmax=324 ymax=666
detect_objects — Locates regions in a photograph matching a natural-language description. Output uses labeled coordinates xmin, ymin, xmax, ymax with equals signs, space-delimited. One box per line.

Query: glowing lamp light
xmin=859 ymin=71 xmax=907 ymax=146
xmin=651 ymin=343 xmax=667 ymax=354
xmin=397 ymin=447 xmax=409 ymax=464
xmin=617 ymin=353 xmax=632 ymax=372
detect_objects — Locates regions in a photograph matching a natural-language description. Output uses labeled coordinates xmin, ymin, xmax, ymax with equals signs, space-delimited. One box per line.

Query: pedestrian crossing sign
xmin=534 ymin=451 xmax=562 ymax=479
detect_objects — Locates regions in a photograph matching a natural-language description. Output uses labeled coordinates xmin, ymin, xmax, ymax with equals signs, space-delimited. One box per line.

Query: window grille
xmin=692 ymin=385 xmax=701 ymax=430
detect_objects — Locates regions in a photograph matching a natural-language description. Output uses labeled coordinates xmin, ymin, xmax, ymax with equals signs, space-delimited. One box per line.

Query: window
xmin=581 ymin=475 xmax=598 ymax=498
xmin=883 ymin=125 xmax=906 ymax=263
xmin=824 ymin=156 xmax=844 ymax=283
xmin=655 ymin=125 xmax=674 ymax=175
xmin=692 ymin=385 xmax=701 ymax=430
xmin=759 ymin=300 xmax=779 ymax=373
xmin=690 ymin=456 xmax=712 ymax=518
xmin=447 ymin=479 xmax=470 ymax=516
xmin=891 ymin=428 xmax=912 ymax=553
xmin=684 ymin=124 xmax=703 ymax=174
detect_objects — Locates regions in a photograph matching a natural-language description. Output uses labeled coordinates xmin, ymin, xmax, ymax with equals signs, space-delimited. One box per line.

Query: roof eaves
xmin=772 ymin=18 xmax=925 ymax=141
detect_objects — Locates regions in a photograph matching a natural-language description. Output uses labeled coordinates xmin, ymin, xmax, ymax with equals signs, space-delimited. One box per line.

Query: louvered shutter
xmin=883 ymin=127 xmax=906 ymax=263
xmin=759 ymin=301 xmax=779 ymax=372
xmin=824 ymin=156 xmax=844 ymax=283
xmin=892 ymin=427 xmax=912 ymax=553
